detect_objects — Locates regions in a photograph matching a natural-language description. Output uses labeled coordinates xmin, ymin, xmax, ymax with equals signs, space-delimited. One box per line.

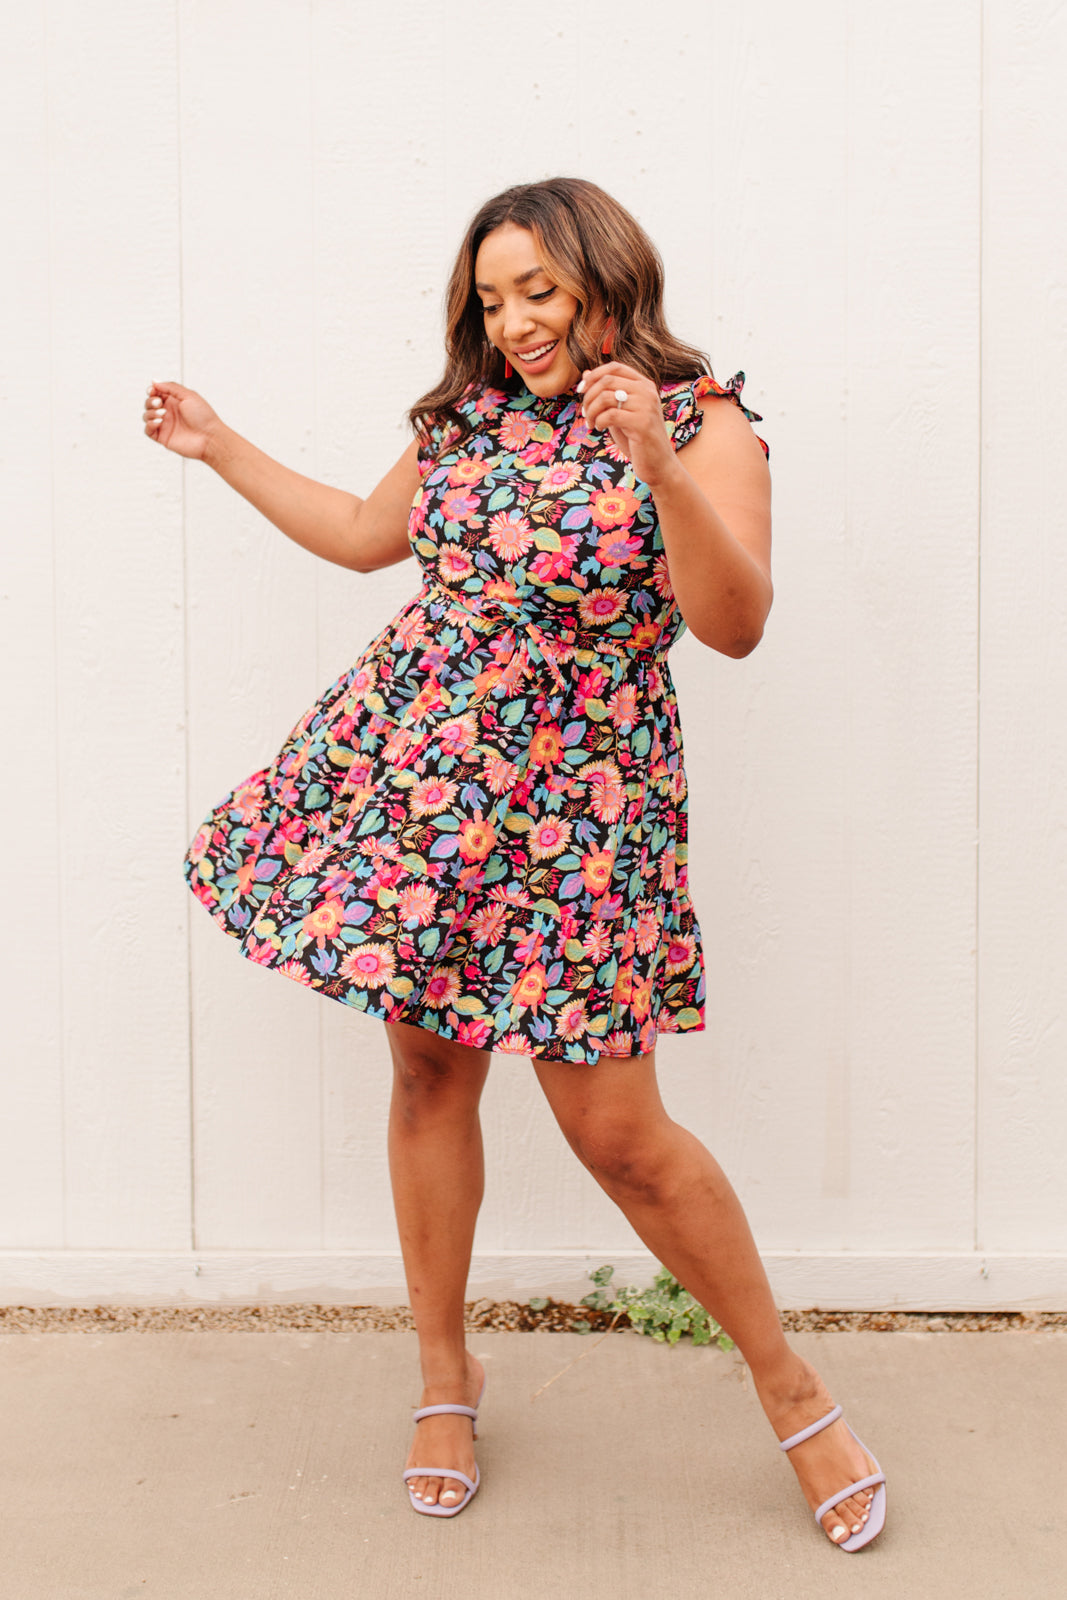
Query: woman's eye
xmin=481 ymin=304 xmax=500 ymax=316
xmin=530 ymin=288 xmax=555 ymax=302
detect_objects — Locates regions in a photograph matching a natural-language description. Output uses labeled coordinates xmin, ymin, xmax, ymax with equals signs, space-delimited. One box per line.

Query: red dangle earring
xmin=601 ymin=316 xmax=614 ymax=357
xmin=503 ymin=355 xmax=513 ymax=379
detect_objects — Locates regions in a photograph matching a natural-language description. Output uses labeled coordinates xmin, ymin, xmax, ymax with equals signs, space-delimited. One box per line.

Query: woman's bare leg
xmin=534 ymin=1051 xmax=879 ymax=1545
xmin=386 ymin=1021 xmax=491 ymax=1509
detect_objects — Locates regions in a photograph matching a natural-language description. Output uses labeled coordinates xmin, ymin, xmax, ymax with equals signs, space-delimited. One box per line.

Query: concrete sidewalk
xmin=1 ymin=1325 xmax=1062 ymax=1600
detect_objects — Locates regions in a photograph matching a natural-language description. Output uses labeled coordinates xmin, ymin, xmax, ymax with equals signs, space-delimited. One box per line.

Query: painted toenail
xmin=851 ymin=1522 xmax=862 ymax=1533
xmin=831 ymin=1526 xmax=847 ymax=1542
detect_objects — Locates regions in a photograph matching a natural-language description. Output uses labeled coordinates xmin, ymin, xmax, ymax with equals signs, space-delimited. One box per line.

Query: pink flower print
xmin=437 ymin=713 xmax=479 ymax=758
xmin=339 ymin=942 xmax=396 ymax=988
xmin=540 ymin=462 xmax=582 ymax=494
xmin=410 ymin=776 xmax=459 ymax=818
xmin=607 ymin=683 xmax=639 ymax=732
xmin=528 ymin=817 xmax=573 ymax=860
xmin=528 ymin=532 xmax=581 ymax=584
xmin=635 ymin=906 xmax=661 ymax=955
xmin=447 ymin=456 xmax=490 ymax=488
xmin=457 ymin=1017 xmax=494 ymax=1049
xmin=188 ymin=825 xmax=211 ymax=864
xmin=575 ymin=666 xmax=608 ymax=708
xmin=438 ymin=543 xmax=475 ymax=584
xmin=468 ymin=903 xmax=508 ymax=946
xmin=578 ymin=589 xmax=627 ymax=629
xmin=396 ymin=882 xmax=439 ymax=927
xmin=518 ymin=438 xmax=555 ymax=467
xmin=664 ymin=934 xmax=697 ymax=975
xmin=441 ymin=487 xmax=480 ymax=523
xmin=487 ymin=510 xmax=535 ymax=561
xmin=245 ymin=936 xmax=277 ymax=967
xmin=659 ymin=848 xmax=677 ymax=891
xmin=589 ymin=486 xmax=641 ymax=531
xmin=497 ymin=412 xmax=538 ymax=451
xmin=601 ymin=1029 xmax=635 ymax=1057
xmin=577 ymin=759 xmax=626 ymax=823
xmin=513 ymin=927 xmax=545 ymax=965
xmin=556 ymin=1001 xmax=589 ymax=1041
xmin=424 ymin=966 xmax=461 ymax=1008
xmin=595 ymin=532 xmax=644 ymax=569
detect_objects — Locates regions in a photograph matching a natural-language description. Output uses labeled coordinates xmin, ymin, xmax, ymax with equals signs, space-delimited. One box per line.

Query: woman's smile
xmin=474 ymin=221 xmax=583 ymax=395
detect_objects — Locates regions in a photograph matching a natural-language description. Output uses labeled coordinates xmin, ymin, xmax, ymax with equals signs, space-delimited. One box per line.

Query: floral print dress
xmin=184 ymin=372 xmax=768 ymax=1065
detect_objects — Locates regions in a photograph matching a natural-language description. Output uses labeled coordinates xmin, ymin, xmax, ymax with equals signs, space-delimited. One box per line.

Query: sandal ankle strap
xmin=778 ymin=1402 xmax=842 ymax=1452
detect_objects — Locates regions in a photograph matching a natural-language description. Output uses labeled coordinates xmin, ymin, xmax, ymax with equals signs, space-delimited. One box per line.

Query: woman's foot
xmin=757 ymin=1356 xmax=881 ymax=1545
xmin=404 ymin=1353 xmax=485 ymax=1510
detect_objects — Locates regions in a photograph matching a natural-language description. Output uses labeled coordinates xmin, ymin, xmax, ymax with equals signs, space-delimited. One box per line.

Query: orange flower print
xmin=528 ymin=816 xmax=573 ymax=860
xmin=589 ymin=485 xmax=640 ymax=530
xmin=410 ymin=776 xmax=458 ymax=817
xmin=631 ymin=975 xmax=653 ymax=1021
xmin=393 ymin=609 xmax=429 ymax=649
xmin=581 ymin=850 xmax=614 ymax=894
xmin=483 ymin=754 xmax=522 ymax=796
xmin=601 ymin=1029 xmax=635 ymax=1057
xmin=511 ymin=962 xmax=548 ymax=1010
xmin=232 ymin=779 xmax=266 ymax=825
xmin=529 ymin=723 xmax=563 ymax=768
xmin=497 ymin=412 xmax=538 ymax=450
xmin=457 ymin=815 xmax=496 ymax=863
xmin=188 ymin=825 xmax=211 ymax=864
xmin=396 ymin=882 xmax=439 ymax=926
xmin=301 ymin=896 xmax=346 ymax=948
xmin=441 ymin=487 xmax=480 ymax=522
xmin=382 ymin=725 xmax=418 ymax=765
xmin=578 ymin=588 xmax=627 ymax=629
xmin=469 ymin=903 xmax=508 ymax=945
xmin=659 ymin=847 xmax=677 ymax=891
xmin=487 ymin=510 xmax=535 ymax=561
xmin=496 ymin=1032 xmax=534 ymax=1055
xmin=612 ymin=963 xmax=634 ymax=1005
xmin=409 ymin=681 xmax=446 ymax=722
xmin=664 ymin=933 xmax=697 ymax=975
xmin=438 ymin=543 xmax=475 ymax=584
xmin=338 ymin=942 xmax=396 ymax=987
xmin=629 ymin=622 xmax=661 ymax=651
xmin=447 ymin=456 xmax=490 ymax=487
xmin=424 ymin=966 xmax=461 ymax=1008
xmin=275 ymin=958 xmax=314 ymax=986
xmin=651 ymin=553 xmax=675 ymax=600
xmin=595 ymin=532 xmax=644 ymax=569
xmin=578 ymin=760 xmax=626 ymax=824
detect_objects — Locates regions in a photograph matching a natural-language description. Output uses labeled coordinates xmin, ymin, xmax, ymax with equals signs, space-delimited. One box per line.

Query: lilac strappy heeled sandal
xmin=402 ymin=1381 xmax=486 ymax=1518
xmin=778 ymin=1403 xmax=887 ymax=1551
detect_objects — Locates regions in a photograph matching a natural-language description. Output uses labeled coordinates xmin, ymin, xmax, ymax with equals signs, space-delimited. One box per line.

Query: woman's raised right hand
xmin=143 ymin=380 xmax=223 ymax=461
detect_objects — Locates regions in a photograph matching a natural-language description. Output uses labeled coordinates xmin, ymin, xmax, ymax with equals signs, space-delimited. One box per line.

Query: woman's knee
xmin=386 ymin=1025 xmax=489 ymax=1117
xmin=566 ymin=1111 xmax=678 ymax=1204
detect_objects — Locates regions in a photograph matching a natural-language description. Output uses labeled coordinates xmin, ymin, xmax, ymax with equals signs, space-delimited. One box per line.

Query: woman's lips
xmin=514 ymin=340 xmax=559 ymax=373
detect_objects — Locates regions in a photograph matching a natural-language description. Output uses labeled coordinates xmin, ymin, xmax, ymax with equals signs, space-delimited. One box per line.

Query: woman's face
xmin=474 ymin=222 xmax=585 ymax=396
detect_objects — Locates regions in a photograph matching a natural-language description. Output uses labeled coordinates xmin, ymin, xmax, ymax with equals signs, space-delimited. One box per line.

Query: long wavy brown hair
xmin=409 ymin=177 xmax=711 ymax=450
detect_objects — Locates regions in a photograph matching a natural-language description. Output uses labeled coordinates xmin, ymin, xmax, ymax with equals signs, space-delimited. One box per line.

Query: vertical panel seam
xmin=175 ymin=0 xmax=197 ymax=1256
xmin=43 ymin=0 xmax=69 ymax=1251
xmin=974 ymin=0 xmax=985 ymax=1258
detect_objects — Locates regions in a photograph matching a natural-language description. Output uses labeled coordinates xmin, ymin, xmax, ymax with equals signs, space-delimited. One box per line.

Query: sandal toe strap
xmin=814 ymin=1472 xmax=886 ymax=1525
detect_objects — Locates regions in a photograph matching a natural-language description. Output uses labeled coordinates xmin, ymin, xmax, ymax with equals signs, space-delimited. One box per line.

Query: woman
xmin=144 ymin=177 xmax=885 ymax=1550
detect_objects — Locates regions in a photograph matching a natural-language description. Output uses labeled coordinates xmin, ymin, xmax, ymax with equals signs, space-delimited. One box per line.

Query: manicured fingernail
xmin=576 ymin=379 xmax=586 ymax=393
xmin=831 ymin=1526 xmax=847 ymax=1542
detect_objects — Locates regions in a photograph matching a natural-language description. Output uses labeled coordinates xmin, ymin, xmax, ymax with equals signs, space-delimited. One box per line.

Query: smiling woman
xmin=143 ymin=175 xmax=884 ymax=1552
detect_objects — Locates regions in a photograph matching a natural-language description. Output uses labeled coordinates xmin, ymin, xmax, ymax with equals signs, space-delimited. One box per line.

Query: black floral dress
xmin=184 ymin=372 xmax=768 ymax=1064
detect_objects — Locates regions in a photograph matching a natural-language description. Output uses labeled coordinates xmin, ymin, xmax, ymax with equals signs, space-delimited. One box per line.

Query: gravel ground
xmin=1 ymin=1302 xmax=1064 ymax=1335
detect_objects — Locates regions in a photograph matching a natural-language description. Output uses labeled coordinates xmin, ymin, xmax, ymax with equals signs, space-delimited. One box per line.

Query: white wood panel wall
xmin=2 ymin=0 xmax=1064 ymax=1309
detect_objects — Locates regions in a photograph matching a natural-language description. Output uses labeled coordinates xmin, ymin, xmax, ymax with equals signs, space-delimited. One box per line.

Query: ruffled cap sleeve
xmin=661 ymin=371 xmax=769 ymax=459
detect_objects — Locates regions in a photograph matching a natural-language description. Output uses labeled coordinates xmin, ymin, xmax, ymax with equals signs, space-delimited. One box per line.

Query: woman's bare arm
xmin=144 ymin=380 xmax=420 ymax=572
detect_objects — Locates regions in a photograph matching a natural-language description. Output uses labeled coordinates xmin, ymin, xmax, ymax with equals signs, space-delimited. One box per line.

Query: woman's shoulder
xmin=660 ymin=371 xmax=769 ymax=460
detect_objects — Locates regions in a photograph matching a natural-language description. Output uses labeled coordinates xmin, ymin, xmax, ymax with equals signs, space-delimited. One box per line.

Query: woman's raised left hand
xmin=576 ymin=362 xmax=678 ymax=490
